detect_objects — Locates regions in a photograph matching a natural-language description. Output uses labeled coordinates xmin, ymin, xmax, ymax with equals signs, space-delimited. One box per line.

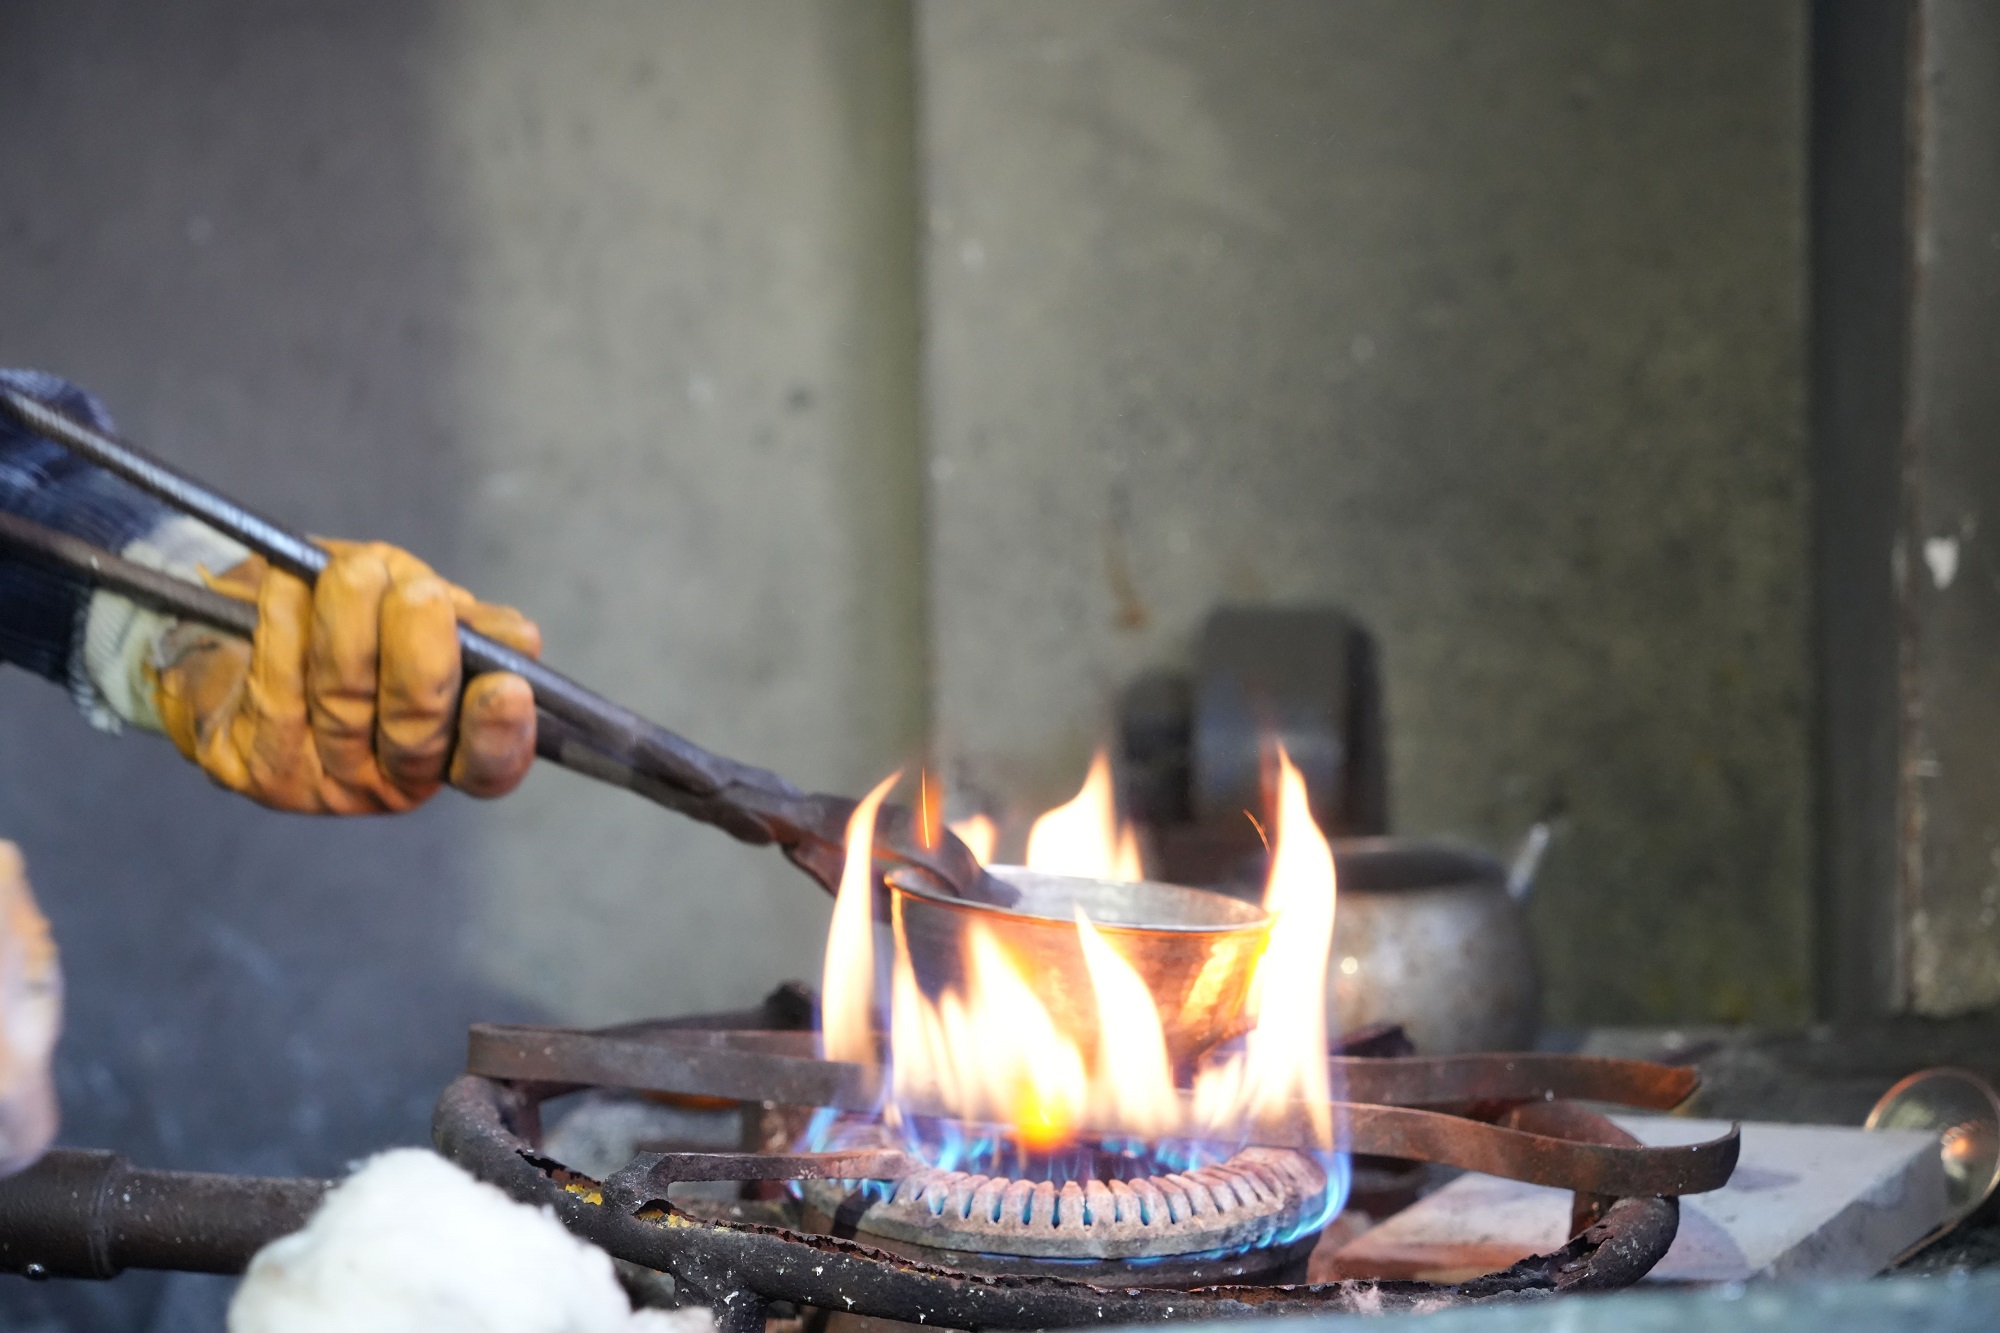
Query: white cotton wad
xmin=228 ymin=1147 xmax=711 ymax=1333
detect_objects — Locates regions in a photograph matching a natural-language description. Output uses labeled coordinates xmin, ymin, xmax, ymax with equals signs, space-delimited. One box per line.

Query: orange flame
xmin=825 ymin=745 xmax=1338 ymax=1153
xmin=1203 ymin=749 xmax=1337 ymax=1144
xmin=819 ymin=771 xmax=901 ymax=1066
xmin=1075 ymin=907 xmax=1178 ymax=1138
xmin=890 ymin=902 xmax=1089 ymax=1150
xmin=1025 ymin=749 xmax=1144 ymax=882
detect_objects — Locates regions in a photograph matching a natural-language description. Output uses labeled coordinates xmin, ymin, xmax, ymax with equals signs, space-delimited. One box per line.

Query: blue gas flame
xmin=800 ymin=1102 xmax=1351 ymax=1250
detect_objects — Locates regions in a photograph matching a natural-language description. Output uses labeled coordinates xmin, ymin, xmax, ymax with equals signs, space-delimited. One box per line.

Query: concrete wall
xmin=918 ymin=0 xmax=1811 ymax=1026
xmin=430 ymin=1 xmax=927 ymax=1024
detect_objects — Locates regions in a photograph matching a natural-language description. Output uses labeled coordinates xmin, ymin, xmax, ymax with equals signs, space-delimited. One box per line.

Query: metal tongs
xmin=0 ymin=386 xmax=1012 ymax=907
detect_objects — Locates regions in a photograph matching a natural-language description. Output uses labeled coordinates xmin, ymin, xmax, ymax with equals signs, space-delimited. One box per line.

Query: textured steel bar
xmin=0 ymin=1149 xmax=330 ymax=1279
xmin=0 ymin=510 xmax=258 ymax=636
xmin=0 ymin=510 xmax=594 ymax=807
xmin=0 ymin=383 xmax=754 ymax=794
xmin=0 ymin=388 xmax=330 ymax=580
xmin=472 ymin=1027 xmax=1698 ymax=1114
xmin=1338 ymin=1102 xmax=1734 ymax=1197
xmin=467 ymin=1024 xmax=881 ymax=1111
xmin=465 ymin=1025 xmax=1739 ymax=1196
xmin=1332 ymin=1052 xmax=1699 ymax=1111
xmin=0 ymin=385 xmax=1015 ymax=907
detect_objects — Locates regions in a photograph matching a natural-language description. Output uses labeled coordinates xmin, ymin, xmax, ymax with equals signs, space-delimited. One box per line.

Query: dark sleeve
xmin=0 ymin=370 xmax=172 ymax=685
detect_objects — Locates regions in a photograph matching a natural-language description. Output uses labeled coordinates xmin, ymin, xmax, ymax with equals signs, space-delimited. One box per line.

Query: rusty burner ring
xmin=434 ymin=1021 xmax=1737 ymax=1331
xmin=794 ymin=1143 xmax=1332 ymax=1279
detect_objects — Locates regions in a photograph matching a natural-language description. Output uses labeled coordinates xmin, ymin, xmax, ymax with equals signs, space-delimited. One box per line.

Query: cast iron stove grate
xmin=434 ymin=987 xmax=1738 ymax=1331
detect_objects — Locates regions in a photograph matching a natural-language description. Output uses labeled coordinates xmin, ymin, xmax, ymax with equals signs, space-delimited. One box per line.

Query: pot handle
xmin=1507 ymin=821 xmax=1552 ymax=901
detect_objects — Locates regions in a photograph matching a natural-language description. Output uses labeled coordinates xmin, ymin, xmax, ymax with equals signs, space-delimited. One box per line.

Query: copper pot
xmin=886 ymin=864 xmax=1271 ymax=1072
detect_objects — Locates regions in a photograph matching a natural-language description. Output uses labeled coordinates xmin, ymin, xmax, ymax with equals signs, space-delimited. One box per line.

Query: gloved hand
xmin=0 ymin=843 xmax=60 ymax=1179
xmin=148 ymin=540 xmax=542 ymax=814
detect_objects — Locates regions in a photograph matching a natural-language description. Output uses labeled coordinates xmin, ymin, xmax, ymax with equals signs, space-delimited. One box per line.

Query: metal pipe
xmin=0 ymin=1149 xmax=329 ymax=1279
xmin=0 ymin=389 xmax=1014 ymax=906
xmin=0 ymin=510 xmax=258 ymax=637
xmin=0 ymin=384 xmax=787 ymax=810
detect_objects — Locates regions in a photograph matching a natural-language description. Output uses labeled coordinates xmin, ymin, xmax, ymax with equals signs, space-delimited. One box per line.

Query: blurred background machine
xmin=1121 ymin=605 xmax=1388 ymax=890
xmin=1120 ymin=604 xmax=1537 ymax=1054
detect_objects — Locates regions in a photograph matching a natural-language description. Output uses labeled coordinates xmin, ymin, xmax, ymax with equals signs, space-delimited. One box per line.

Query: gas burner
xmin=430 ymin=997 xmax=1740 ymax=1330
xmin=799 ymin=1145 xmax=1327 ymax=1280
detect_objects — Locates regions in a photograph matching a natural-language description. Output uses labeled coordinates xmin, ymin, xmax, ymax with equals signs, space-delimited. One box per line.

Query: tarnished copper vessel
xmin=886 ymin=864 xmax=1272 ymax=1072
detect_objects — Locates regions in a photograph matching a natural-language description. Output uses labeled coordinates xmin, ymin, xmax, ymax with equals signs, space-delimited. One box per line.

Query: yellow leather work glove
xmin=148 ymin=540 xmax=543 ymax=814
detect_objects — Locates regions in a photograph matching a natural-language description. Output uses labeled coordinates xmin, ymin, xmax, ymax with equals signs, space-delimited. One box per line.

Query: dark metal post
xmin=1810 ymin=0 xmax=1917 ymax=1017
xmin=1812 ymin=0 xmax=2000 ymax=1018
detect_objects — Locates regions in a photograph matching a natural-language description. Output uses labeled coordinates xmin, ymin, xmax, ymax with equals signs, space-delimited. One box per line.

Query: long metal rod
xmin=0 ymin=385 xmax=1011 ymax=905
xmin=0 ymin=510 xmax=258 ymax=636
xmin=466 ymin=1023 xmax=1701 ymax=1117
xmin=0 ymin=509 xmax=595 ymax=769
xmin=0 ymin=384 xmax=785 ymax=807
xmin=0 ymin=509 xmax=607 ymax=763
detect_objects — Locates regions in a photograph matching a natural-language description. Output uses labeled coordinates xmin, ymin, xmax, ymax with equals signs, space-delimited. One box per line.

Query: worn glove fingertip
xmin=450 ymin=673 xmax=537 ymax=798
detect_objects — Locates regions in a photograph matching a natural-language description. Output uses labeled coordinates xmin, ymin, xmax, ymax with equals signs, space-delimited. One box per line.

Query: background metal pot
xmin=1328 ymin=838 xmax=1542 ymax=1054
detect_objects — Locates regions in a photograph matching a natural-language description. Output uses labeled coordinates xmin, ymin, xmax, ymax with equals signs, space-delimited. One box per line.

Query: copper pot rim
xmin=887 ymin=864 xmax=1271 ymax=938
